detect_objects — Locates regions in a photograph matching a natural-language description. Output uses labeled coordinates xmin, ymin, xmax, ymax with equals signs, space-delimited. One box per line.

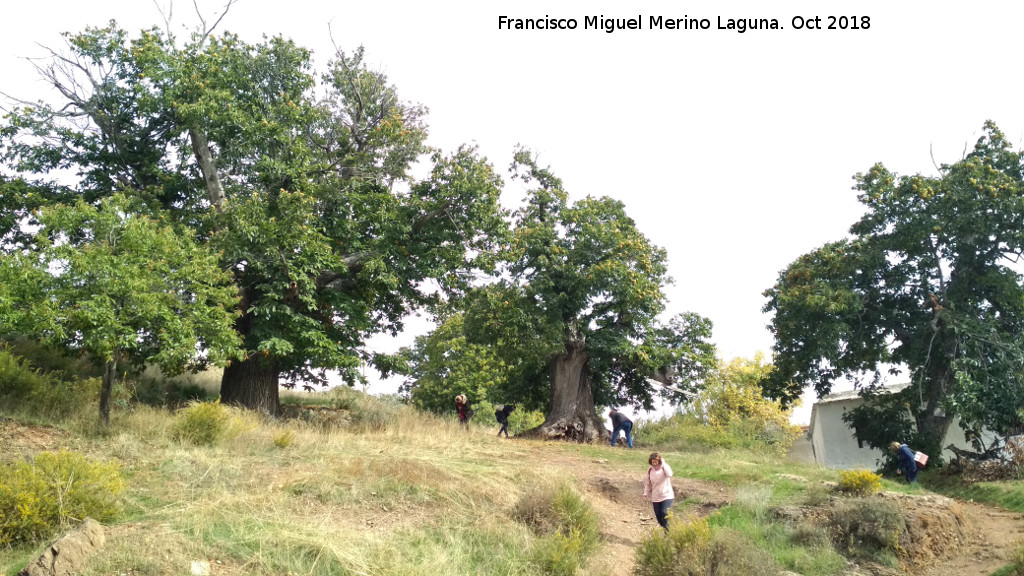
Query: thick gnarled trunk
xmin=522 ymin=339 xmax=606 ymax=442
xmin=220 ymin=355 xmax=280 ymax=416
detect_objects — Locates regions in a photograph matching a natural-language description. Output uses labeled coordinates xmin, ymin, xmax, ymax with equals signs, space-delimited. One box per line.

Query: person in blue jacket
xmin=889 ymin=441 xmax=919 ymax=483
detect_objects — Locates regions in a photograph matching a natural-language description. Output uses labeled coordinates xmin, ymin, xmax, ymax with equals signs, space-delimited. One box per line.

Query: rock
xmin=191 ymin=560 xmax=211 ymax=576
xmin=19 ymin=518 xmax=105 ymax=576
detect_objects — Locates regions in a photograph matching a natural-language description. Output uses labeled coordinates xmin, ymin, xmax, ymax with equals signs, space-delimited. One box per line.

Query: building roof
xmin=808 ymin=382 xmax=911 ymax=440
xmin=815 ymin=382 xmax=911 ymax=405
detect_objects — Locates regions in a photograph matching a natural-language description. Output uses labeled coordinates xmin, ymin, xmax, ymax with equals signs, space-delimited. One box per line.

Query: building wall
xmin=814 ymin=400 xmax=887 ymax=469
xmin=812 ymin=398 xmax=1000 ymax=469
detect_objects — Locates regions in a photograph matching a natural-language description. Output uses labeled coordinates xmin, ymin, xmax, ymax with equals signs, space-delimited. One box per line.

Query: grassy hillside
xmin=2 ymin=369 xmax=1024 ymax=575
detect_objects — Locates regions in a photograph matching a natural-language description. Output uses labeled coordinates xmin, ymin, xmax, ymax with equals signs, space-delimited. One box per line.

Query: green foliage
xmin=0 ymin=346 xmax=101 ymax=418
xmin=1 ymin=338 xmax=102 ymax=380
xmin=131 ymin=376 xmax=219 ymax=409
xmin=690 ymin=355 xmax=802 ymax=457
xmin=764 ymin=122 xmax=1024 ymax=450
xmin=841 ymin=387 xmax=923 ymax=467
xmin=470 ymin=399 xmax=545 ymax=434
xmin=512 ymin=482 xmax=600 ymax=574
xmin=0 ymin=194 xmax=242 ymax=424
xmin=454 ymin=150 xmax=716 ymax=416
xmin=394 ymin=313 xmax=510 ymax=413
xmin=837 ymin=469 xmax=883 ymax=496
xmin=172 ymin=399 xmax=232 ymax=446
xmin=637 ymin=406 xmax=795 ymax=456
xmin=0 ymin=450 xmax=123 ymax=546
xmin=0 ymin=21 xmax=509 ymax=414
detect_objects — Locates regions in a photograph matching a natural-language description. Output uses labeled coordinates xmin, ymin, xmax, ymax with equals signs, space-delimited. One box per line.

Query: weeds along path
xmin=527 ymin=445 xmax=733 ymax=573
xmin=529 ymin=443 xmax=1024 ymax=576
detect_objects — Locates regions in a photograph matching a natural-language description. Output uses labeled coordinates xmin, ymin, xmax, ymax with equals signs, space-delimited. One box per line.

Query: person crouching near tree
xmin=889 ymin=441 xmax=919 ymax=483
xmin=643 ymin=452 xmax=674 ymax=530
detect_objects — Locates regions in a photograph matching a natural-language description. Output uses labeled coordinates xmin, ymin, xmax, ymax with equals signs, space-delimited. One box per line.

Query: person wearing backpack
xmin=889 ymin=441 xmax=919 ymax=483
xmin=495 ymin=404 xmax=516 ymax=437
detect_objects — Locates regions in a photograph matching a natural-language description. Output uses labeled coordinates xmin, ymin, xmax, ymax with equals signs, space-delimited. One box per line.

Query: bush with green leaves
xmin=0 ymin=450 xmax=123 ymax=546
xmin=637 ymin=411 xmax=795 ymax=455
xmin=0 ymin=346 xmax=101 ymax=418
xmin=171 ymin=399 xmax=232 ymax=446
xmin=131 ymin=376 xmax=218 ymax=409
xmin=470 ymin=399 xmax=545 ymax=435
xmin=512 ymin=482 xmax=600 ymax=575
xmin=635 ymin=514 xmax=779 ymax=576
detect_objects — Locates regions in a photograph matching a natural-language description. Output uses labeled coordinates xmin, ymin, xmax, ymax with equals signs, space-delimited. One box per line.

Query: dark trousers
xmin=652 ymin=498 xmax=673 ymax=530
xmin=903 ymin=466 xmax=919 ymax=483
xmin=498 ymin=420 xmax=508 ymax=436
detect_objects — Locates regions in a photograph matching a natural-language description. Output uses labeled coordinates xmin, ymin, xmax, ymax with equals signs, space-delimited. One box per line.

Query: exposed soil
xmin=0 ymin=417 xmax=69 ymax=459
xmin=915 ymin=500 xmax=1024 ymax=576
xmin=543 ymin=451 xmax=1024 ymax=576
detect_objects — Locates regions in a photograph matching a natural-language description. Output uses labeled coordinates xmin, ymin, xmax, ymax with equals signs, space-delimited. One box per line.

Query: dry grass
xmin=0 ymin=397 xmax=564 ymax=575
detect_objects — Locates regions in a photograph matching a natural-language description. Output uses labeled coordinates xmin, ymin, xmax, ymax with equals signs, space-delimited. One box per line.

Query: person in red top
xmin=643 ymin=452 xmax=674 ymax=530
xmin=455 ymin=394 xmax=469 ymax=429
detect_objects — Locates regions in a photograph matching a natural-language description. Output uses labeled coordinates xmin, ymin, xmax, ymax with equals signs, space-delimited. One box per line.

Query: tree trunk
xmin=220 ymin=355 xmax=281 ymax=416
xmin=522 ymin=339 xmax=607 ymax=442
xmin=99 ymin=356 xmax=118 ymax=427
xmin=915 ymin=360 xmax=955 ymax=456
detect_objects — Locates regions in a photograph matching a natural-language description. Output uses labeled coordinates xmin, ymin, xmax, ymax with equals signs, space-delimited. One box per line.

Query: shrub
xmin=533 ymin=528 xmax=592 ymax=576
xmin=1 ymin=338 xmax=102 ymax=380
xmin=789 ymin=523 xmax=833 ymax=549
xmin=635 ymin=513 xmax=713 ymax=576
xmin=829 ymin=495 xmax=904 ymax=560
xmin=512 ymin=482 xmax=600 ymax=574
xmin=0 ymin=346 xmax=101 ymax=418
xmin=172 ymin=399 xmax=231 ymax=446
xmin=837 ymin=469 xmax=883 ymax=496
xmin=131 ymin=376 xmax=217 ymax=408
xmin=470 ymin=399 xmax=545 ymax=435
xmin=706 ymin=529 xmax=779 ymax=576
xmin=635 ymin=516 xmax=780 ymax=576
xmin=0 ymin=450 xmax=123 ymax=546
xmin=273 ymin=429 xmax=295 ymax=449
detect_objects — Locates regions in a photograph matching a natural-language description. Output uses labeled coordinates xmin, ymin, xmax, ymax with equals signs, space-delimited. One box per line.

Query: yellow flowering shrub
xmin=0 ymin=450 xmax=123 ymax=545
xmin=837 ymin=469 xmax=883 ymax=496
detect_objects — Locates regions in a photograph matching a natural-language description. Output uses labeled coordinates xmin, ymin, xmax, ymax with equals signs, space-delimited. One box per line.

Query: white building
xmin=807 ymin=383 xmax=996 ymax=469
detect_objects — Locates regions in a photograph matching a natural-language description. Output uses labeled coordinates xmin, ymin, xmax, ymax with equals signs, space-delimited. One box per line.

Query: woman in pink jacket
xmin=643 ymin=452 xmax=674 ymax=530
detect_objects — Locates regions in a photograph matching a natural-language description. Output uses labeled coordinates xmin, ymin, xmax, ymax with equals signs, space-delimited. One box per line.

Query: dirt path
xmin=917 ymin=500 xmax=1024 ymax=576
xmin=542 ymin=449 xmax=1024 ymax=576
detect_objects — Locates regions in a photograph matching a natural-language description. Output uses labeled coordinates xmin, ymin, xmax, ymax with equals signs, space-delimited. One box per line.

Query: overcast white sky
xmin=4 ymin=1 xmax=1023 ymax=423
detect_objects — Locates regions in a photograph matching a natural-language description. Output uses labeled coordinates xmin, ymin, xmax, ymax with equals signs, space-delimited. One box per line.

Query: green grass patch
xmin=924 ymin=474 xmax=1024 ymax=514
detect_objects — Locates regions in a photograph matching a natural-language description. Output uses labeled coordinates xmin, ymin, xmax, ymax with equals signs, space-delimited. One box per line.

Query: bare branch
xmin=151 ymin=0 xmax=174 ymax=40
xmin=194 ymin=0 xmax=238 ymax=48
